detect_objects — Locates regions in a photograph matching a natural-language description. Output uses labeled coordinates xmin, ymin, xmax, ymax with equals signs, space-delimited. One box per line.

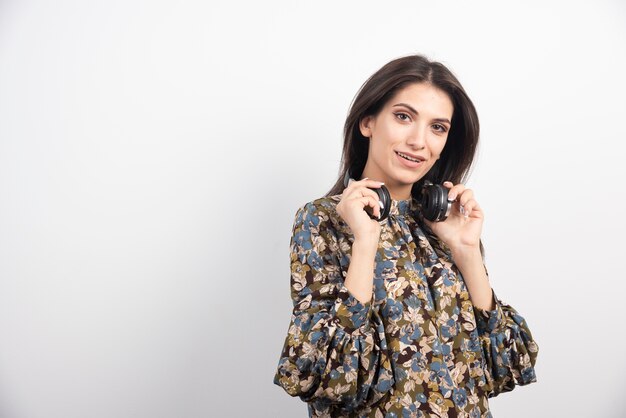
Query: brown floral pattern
xmin=274 ymin=195 xmax=538 ymax=417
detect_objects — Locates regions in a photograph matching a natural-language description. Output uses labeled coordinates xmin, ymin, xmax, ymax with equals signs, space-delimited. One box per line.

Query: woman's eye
xmin=395 ymin=112 xmax=410 ymax=121
xmin=433 ymin=124 xmax=447 ymax=133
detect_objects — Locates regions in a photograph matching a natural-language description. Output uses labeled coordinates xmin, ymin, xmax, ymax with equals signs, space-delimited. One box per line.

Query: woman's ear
xmin=359 ymin=115 xmax=373 ymax=138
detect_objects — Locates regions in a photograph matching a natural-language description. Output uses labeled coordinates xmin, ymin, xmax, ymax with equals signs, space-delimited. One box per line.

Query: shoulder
xmin=296 ymin=194 xmax=341 ymax=217
xmin=292 ymin=194 xmax=346 ymax=234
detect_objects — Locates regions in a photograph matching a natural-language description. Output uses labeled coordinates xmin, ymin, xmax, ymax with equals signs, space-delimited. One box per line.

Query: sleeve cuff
xmin=331 ymin=284 xmax=374 ymax=334
xmin=473 ymin=289 xmax=506 ymax=334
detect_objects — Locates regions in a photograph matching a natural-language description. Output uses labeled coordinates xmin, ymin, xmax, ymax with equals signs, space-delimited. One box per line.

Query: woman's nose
xmin=406 ymin=127 xmax=426 ymax=149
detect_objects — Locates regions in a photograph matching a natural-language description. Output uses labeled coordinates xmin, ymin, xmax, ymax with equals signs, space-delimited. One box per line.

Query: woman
xmin=273 ymin=54 xmax=538 ymax=417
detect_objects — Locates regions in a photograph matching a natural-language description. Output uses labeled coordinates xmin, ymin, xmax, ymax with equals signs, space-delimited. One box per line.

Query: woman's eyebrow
xmin=392 ymin=103 xmax=451 ymax=125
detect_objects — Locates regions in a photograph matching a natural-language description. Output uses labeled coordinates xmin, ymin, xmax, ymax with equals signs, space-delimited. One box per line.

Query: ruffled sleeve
xmin=273 ymin=201 xmax=394 ymax=413
xmin=473 ymin=290 xmax=539 ymax=398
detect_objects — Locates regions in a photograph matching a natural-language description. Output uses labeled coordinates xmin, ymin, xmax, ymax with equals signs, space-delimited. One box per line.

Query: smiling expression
xmin=359 ymin=82 xmax=454 ymax=200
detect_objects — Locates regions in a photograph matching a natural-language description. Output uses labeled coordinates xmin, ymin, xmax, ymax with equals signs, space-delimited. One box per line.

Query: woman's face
xmin=359 ymin=82 xmax=454 ymax=200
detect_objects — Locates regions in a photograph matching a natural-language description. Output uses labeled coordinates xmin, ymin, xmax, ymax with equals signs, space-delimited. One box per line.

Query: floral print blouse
xmin=274 ymin=195 xmax=538 ymax=418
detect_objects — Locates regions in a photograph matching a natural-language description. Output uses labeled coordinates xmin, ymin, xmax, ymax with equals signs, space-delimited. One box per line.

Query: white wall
xmin=1 ymin=1 xmax=625 ymax=417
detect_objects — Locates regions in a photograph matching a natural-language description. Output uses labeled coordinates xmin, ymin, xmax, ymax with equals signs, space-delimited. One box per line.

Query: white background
xmin=1 ymin=1 xmax=625 ymax=417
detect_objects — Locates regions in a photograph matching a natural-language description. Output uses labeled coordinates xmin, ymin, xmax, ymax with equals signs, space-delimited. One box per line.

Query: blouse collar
xmin=390 ymin=197 xmax=420 ymax=217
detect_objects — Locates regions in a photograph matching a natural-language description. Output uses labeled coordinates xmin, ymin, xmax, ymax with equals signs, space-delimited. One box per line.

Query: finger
xmin=458 ymin=189 xmax=474 ymax=207
xmin=464 ymin=200 xmax=482 ymax=218
xmin=357 ymin=195 xmax=381 ymax=219
xmin=344 ymin=178 xmax=384 ymax=196
xmin=344 ymin=176 xmax=369 ymax=191
xmin=346 ymin=184 xmax=383 ymax=205
xmin=358 ymin=178 xmax=385 ymax=188
xmin=446 ymin=183 xmax=466 ymax=201
xmin=344 ymin=178 xmax=385 ymax=200
xmin=458 ymin=202 xmax=470 ymax=219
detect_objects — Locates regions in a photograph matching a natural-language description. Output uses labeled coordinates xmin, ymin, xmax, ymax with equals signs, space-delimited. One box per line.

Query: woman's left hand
xmin=423 ymin=181 xmax=483 ymax=254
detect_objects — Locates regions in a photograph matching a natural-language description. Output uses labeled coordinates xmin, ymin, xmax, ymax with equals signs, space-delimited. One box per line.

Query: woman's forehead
xmin=387 ymin=82 xmax=454 ymax=117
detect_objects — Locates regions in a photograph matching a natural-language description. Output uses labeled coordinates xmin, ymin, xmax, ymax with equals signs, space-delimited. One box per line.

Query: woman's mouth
xmin=395 ymin=151 xmax=424 ymax=168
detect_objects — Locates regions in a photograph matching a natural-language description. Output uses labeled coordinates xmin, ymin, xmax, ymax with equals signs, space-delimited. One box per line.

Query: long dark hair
xmin=325 ymin=54 xmax=480 ymax=200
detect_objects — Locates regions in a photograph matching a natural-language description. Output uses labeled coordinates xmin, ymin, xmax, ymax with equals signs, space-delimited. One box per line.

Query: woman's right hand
xmin=336 ymin=178 xmax=385 ymax=243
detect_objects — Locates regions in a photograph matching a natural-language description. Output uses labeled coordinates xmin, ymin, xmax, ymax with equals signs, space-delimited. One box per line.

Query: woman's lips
xmin=395 ymin=151 xmax=424 ymax=168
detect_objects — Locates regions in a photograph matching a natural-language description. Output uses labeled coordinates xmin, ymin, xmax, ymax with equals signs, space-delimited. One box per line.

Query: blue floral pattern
xmin=274 ymin=195 xmax=538 ymax=417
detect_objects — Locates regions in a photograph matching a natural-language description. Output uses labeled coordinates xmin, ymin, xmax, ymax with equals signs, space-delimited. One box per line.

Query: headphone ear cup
xmin=420 ymin=183 xmax=450 ymax=222
xmin=341 ymin=166 xmax=391 ymax=221
xmin=420 ymin=183 xmax=435 ymax=221
xmin=375 ymin=184 xmax=391 ymax=221
xmin=435 ymin=185 xmax=449 ymax=221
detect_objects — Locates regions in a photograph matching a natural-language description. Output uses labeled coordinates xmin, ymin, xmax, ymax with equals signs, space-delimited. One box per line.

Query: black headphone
xmin=343 ymin=167 xmax=452 ymax=222
xmin=417 ymin=180 xmax=452 ymax=222
xmin=343 ymin=168 xmax=391 ymax=221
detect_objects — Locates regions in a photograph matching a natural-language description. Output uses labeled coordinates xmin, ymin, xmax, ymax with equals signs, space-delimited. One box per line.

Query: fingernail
xmin=459 ymin=205 xmax=465 ymax=215
xmin=449 ymin=193 xmax=456 ymax=201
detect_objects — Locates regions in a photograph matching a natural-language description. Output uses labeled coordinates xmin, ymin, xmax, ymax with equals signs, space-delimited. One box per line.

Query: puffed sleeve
xmin=473 ymin=289 xmax=539 ymax=398
xmin=273 ymin=202 xmax=395 ymax=413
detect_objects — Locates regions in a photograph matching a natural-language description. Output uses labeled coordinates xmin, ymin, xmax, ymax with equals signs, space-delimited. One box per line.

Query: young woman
xmin=273 ymin=54 xmax=538 ymax=417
